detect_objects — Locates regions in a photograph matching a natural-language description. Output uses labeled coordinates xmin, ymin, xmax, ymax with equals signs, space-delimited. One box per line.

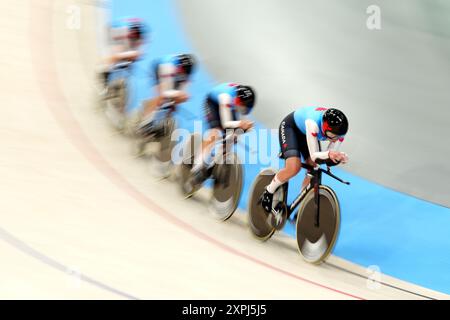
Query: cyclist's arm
xmin=109 ymin=43 xmax=141 ymax=63
xmin=115 ymin=50 xmax=141 ymax=61
xmin=327 ymin=139 xmax=344 ymax=151
xmin=305 ymin=119 xmax=330 ymax=162
xmin=158 ymin=63 xmax=184 ymax=99
xmin=218 ymin=93 xmax=241 ymax=129
xmin=328 ymin=138 xmax=348 ymax=163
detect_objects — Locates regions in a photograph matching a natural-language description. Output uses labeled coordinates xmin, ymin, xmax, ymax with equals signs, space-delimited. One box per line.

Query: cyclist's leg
xmin=137 ymin=89 xmax=169 ymax=137
xmin=272 ymin=157 xmax=302 ymax=188
xmin=262 ymin=113 xmax=302 ymax=212
xmin=271 ymin=112 xmax=304 ymax=189
xmin=262 ymin=157 xmax=301 ymax=212
xmin=185 ymin=128 xmax=221 ymax=191
xmin=142 ymin=67 xmax=163 ymax=119
xmin=301 ymin=157 xmax=315 ymax=190
xmin=191 ymin=128 xmax=222 ymax=173
xmin=190 ymin=97 xmax=223 ymax=173
xmin=297 ymin=130 xmax=316 ymax=191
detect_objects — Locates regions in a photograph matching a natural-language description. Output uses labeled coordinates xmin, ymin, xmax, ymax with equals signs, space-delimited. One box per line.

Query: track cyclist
xmin=186 ymin=82 xmax=256 ymax=189
xmin=99 ymin=17 xmax=149 ymax=91
xmin=136 ymin=53 xmax=196 ymax=137
xmin=260 ymin=107 xmax=349 ymax=213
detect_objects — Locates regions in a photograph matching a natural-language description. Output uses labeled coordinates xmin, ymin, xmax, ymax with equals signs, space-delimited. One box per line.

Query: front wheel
xmin=209 ymin=152 xmax=243 ymax=221
xmin=295 ymin=185 xmax=341 ymax=264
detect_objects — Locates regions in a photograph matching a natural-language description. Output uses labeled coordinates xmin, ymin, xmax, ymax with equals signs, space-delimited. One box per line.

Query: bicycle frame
xmin=284 ymin=163 xmax=349 ymax=227
xmin=200 ymin=129 xmax=246 ymax=188
xmin=207 ymin=129 xmax=241 ymax=163
xmin=284 ymin=167 xmax=318 ymax=220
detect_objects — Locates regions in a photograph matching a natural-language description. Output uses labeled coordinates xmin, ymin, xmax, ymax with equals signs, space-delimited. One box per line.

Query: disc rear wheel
xmin=248 ymin=168 xmax=286 ymax=241
xmin=209 ymin=153 xmax=243 ymax=221
xmin=179 ymin=133 xmax=203 ymax=197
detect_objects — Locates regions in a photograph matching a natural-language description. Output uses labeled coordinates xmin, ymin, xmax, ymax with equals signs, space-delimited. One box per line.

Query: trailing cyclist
xmin=136 ymin=53 xmax=197 ymax=138
xmin=184 ymin=82 xmax=256 ymax=193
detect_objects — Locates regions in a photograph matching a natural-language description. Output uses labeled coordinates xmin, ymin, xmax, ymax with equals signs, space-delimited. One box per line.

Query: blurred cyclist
xmin=136 ymin=53 xmax=196 ymax=137
xmin=99 ymin=17 xmax=148 ymax=89
xmin=188 ymin=83 xmax=256 ymax=186
xmin=261 ymin=107 xmax=349 ymax=213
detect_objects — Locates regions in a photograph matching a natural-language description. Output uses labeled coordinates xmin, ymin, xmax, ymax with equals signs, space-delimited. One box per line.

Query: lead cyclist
xmin=261 ymin=107 xmax=350 ymax=213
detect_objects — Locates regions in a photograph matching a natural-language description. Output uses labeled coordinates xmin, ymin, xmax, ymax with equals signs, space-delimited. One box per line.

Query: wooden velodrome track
xmin=0 ymin=0 xmax=447 ymax=299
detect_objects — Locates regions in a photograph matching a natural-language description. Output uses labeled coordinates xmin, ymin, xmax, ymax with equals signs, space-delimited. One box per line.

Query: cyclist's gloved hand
xmin=329 ymin=150 xmax=348 ymax=164
xmin=240 ymin=120 xmax=254 ymax=132
xmin=340 ymin=152 xmax=349 ymax=164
